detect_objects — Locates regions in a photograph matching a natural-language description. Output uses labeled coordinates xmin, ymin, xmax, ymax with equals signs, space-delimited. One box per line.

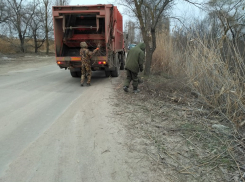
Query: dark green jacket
xmin=125 ymin=43 xmax=145 ymax=73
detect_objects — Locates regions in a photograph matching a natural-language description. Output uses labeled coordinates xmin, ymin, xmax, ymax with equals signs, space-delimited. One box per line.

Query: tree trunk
xmin=151 ymin=28 xmax=156 ymax=52
xmin=20 ymin=39 xmax=25 ymax=53
xmin=144 ymin=43 xmax=153 ymax=76
xmin=19 ymin=34 xmax=25 ymax=53
xmin=142 ymin=30 xmax=155 ymax=76
xmin=45 ymin=3 xmax=49 ymax=55
xmin=34 ymin=30 xmax=37 ymax=53
xmin=45 ymin=28 xmax=49 ymax=54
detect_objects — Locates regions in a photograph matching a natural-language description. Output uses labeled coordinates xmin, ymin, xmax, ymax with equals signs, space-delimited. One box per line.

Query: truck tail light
xmin=57 ymin=61 xmax=65 ymax=65
xmin=98 ymin=61 xmax=107 ymax=65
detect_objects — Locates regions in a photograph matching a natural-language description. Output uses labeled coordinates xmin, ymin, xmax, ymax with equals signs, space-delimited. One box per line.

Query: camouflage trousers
xmin=81 ymin=62 xmax=92 ymax=84
xmin=124 ymin=70 xmax=139 ymax=89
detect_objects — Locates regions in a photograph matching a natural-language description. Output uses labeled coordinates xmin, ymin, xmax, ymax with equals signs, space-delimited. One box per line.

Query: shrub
xmin=152 ymin=30 xmax=245 ymax=127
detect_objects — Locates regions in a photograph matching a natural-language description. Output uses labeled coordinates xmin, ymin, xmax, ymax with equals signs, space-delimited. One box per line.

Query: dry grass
xmin=152 ymin=30 xmax=184 ymax=77
xmin=0 ymin=36 xmax=55 ymax=54
xmin=114 ymin=73 xmax=245 ymax=181
xmin=0 ymin=37 xmax=18 ymax=54
xmin=152 ymin=31 xmax=245 ymax=129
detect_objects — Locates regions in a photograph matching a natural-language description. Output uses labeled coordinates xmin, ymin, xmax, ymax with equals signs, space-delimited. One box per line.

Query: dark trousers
xmin=124 ymin=70 xmax=138 ymax=89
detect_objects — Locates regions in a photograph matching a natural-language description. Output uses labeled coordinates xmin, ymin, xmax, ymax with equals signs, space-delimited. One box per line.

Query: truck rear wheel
xmin=120 ymin=54 xmax=125 ymax=70
xmin=111 ymin=66 xmax=119 ymax=77
xmin=120 ymin=62 xmax=124 ymax=70
xmin=70 ymin=70 xmax=78 ymax=77
xmin=111 ymin=53 xmax=120 ymax=77
xmin=70 ymin=69 xmax=81 ymax=78
xmin=76 ymin=71 xmax=81 ymax=77
xmin=105 ymin=71 xmax=111 ymax=77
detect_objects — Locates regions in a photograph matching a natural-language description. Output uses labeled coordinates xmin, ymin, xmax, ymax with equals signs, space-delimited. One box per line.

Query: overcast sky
xmin=69 ymin=0 xmax=124 ymax=14
xmin=69 ymin=0 xmax=205 ymax=28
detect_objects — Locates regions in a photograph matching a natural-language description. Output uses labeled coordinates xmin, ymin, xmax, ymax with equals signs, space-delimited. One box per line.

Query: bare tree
xmin=117 ymin=0 xmax=174 ymax=76
xmin=1 ymin=0 xmax=56 ymax=53
xmin=0 ymin=0 xmax=8 ymax=24
xmin=206 ymin=0 xmax=245 ymax=43
xmin=135 ymin=30 xmax=143 ymax=43
xmin=29 ymin=1 xmax=46 ymax=53
xmin=125 ymin=20 xmax=136 ymax=44
xmin=42 ymin=0 xmax=53 ymax=55
xmin=156 ymin=16 xmax=170 ymax=32
xmin=54 ymin=0 xmax=70 ymax=5
xmin=6 ymin=0 xmax=36 ymax=52
xmin=117 ymin=0 xmax=209 ymax=75
xmin=207 ymin=11 xmax=222 ymax=40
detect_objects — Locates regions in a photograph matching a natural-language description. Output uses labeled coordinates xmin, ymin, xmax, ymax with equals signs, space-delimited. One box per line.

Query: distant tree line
xmin=172 ymin=0 xmax=245 ymax=74
xmin=0 ymin=0 xmax=70 ymax=54
xmin=174 ymin=0 xmax=245 ymax=44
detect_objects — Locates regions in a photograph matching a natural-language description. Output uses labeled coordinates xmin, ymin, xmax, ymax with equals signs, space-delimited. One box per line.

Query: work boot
xmin=87 ymin=83 xmax=91 ymax=86
xmin=133 ymin=88 xmax=140 ymax=93
xmin=123 ymin=86 xmax=129 ymax=92
xmin=81 ymin=75 xmax=85 ymax=86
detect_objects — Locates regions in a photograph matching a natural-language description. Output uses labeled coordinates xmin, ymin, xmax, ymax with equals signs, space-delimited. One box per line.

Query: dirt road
xmin=0 ymin=55 xmax=151 ymax=182
xmin=1 ymin=54 xmax=239 ymax=182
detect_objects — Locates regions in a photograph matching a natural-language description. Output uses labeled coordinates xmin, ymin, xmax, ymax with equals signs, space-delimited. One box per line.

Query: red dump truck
xmin=52 ymin=4 xmax=125 ymax=77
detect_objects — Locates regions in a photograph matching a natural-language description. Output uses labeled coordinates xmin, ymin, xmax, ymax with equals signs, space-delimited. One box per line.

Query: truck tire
xmin=111 ymin=66 xmax=119 ymax=77
xmin=120 ymin=62 xmax=124 ymax=70
xmin=76 ymin=71 xmax=81 ymax=77
xmin=70 ymin=68 xmax=81 ymax=78
xmin=120 ymin=54 xmax=125 ymax=70
xmin=111 ymin=53 xmax=119 ymax=77
xmin=105 ymin=70 xmax=111 ymax=77
xmin=70 ymin=70 xmax=78 ymax=77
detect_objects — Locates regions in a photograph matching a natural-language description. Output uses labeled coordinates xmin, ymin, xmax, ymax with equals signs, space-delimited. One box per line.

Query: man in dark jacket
xmin=123 ymin=42 xmax=145 ymax=93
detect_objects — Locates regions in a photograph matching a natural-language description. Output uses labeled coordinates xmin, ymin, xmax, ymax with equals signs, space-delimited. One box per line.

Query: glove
xmin=140 ymin=68 xmax=143 ymax=72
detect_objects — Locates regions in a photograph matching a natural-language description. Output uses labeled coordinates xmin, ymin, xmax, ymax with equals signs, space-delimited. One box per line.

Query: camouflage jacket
xmin=80 ymin=48 xmax=98 ymax=65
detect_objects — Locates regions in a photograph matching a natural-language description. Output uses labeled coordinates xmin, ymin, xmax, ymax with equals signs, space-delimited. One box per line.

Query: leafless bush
xmin=186 ymin=36 xmax=244 ymax=125
xmin=152 ymin=30 xmax=245 ymax=128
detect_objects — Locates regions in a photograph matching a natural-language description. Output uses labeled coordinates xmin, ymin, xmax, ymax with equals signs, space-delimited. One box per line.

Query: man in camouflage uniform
xmin=80 ymin=42 xmax=100 ymax=86
xmin=123 ymin=42 xmax=145 ymax=93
